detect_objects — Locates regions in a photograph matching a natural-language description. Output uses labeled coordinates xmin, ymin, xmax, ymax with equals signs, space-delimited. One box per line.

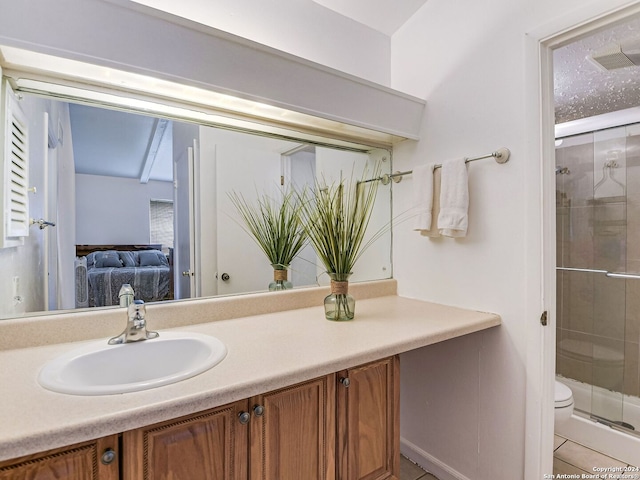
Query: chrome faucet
xmin=108 ymin=300 xmax=159 ymax=345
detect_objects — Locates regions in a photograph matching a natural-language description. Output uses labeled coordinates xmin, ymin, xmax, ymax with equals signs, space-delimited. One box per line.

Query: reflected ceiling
xmin=554 ymin=16 xmax=640 ymax=124
xmin=69 ymin=104 xmax=173 ymax=182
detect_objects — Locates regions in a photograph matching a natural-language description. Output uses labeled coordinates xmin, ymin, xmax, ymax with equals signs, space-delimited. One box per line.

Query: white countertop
xmin=0 ymin=294 xmax=500 ymax=461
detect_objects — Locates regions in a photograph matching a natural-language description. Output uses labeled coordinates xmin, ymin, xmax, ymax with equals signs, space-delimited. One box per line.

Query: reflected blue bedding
xmin=85 ymin=250 xmax=170 ymax=307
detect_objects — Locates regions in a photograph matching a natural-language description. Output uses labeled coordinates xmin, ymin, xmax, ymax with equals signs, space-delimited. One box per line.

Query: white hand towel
xmin=437 ymin=158 xmax=469 ymax=237
xmin=412 ymin=164 xmax=436 ymax=235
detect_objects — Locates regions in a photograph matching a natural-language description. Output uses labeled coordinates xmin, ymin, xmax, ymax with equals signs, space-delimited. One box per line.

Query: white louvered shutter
xmin=3 ymin=80 xmax=29 ymax=239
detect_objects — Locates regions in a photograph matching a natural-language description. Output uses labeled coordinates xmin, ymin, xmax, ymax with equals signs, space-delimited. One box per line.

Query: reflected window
xmin=149 ymin=200 xmax=174 ymax=252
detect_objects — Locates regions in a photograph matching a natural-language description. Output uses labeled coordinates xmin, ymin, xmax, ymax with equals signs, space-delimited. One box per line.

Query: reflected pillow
xmin=85 ymin=252 xmax=97 ymax=268
xmin=119 ymin=251 xmax=136 ymax=267
xmin=95 ymin=251 xmax=123 ymax=268
xmin=138 ymin=250 xmax=163 ymax=266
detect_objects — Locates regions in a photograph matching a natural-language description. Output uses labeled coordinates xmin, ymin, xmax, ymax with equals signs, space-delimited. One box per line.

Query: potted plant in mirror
xmin=229 ymin=189 xmax=307 ymax=291
xmin=298 ymin=172 xmax=381 ymax=321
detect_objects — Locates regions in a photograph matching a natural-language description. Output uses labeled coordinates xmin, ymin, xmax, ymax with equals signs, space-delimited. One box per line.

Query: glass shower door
xmin=589 ymin=127 xmax=626 ymax=427
xmin=555 ymin=126 xmax=640 ymax=433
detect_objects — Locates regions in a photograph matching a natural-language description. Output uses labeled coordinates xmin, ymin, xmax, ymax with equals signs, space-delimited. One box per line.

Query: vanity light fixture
xmin=0 ymin=45 xmax=399 ymax=149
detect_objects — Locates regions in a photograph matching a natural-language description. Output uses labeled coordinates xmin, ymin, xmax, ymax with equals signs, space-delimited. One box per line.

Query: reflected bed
xmin=75 ymin=245 xmax=173 ymax=307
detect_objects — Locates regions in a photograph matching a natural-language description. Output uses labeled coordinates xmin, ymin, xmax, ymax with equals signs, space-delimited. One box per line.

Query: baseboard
xmin=400 ymin=437 xmax=472 ymax=480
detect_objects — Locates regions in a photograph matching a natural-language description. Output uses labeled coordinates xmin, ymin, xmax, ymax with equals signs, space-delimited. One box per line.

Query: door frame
xmin=173 ymin=144 xmax=198 ymax=300
xmin=42 ymin=112 xmax=51 ymax=310
xmin=525 ymin=1 xmax=640 ymax=477
xmin=190 ymin=142 xmax=201 ymax=298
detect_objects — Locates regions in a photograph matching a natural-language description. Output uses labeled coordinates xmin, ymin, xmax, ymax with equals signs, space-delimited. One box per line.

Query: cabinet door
xmin=0 ymin=435 xmax=119 ymax=480
xmin=250 ymin=375 xmax=336 ymax=480
xmin=123 ymin=399 xmax=249 ymax=480
xmin=337 ymin=356 xmax=400 ymax=480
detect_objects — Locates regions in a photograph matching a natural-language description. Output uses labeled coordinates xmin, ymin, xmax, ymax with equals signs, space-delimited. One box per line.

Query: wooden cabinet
xmin=2 ymin=356 xmax=399 ymax=480
xmin=122 ymin=399 xmax=249 ymax=480
xmin=0 ymin=435 xmax=119 ymax=480
xmin=120 ymin=376 xmax=337 ymax=480
xmin=337 ymin=356 xmax=400 ymax=480
xmin=249 ymin=374 xmax=336 ymax=480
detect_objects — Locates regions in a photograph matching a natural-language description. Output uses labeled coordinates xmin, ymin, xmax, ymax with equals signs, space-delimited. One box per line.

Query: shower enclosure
xmin=556 ymin=123 xmax=640 ymax=436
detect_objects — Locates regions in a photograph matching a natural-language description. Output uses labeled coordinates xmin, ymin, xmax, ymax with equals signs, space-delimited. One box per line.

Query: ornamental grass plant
xmin=229 ymin=188 xmax=307 ymax=290
xmin=297 ymin=168 xmax=383 ymax=320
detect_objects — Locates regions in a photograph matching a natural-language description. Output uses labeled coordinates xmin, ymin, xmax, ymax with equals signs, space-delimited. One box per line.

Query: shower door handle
xmin=606 ymin=272 xmax=640 ymax=280
xmin=557 ymin=267 xmax=640 ymax=280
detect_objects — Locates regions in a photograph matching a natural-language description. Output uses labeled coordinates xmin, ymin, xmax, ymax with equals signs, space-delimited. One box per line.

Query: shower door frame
xmin=555 ymin=125 xmax=630 ymax=430
xmin=531 ymin=0 xmax=640 ymax=474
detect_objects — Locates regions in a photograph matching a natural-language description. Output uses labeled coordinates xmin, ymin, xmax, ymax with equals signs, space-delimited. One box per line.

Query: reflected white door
xmin=173 ymin=143 xmax=197 ymax=299
xmin=285 ymin=148 xmax=317 ymax=287
xmin=42 ymin=112 xmax=56 ymax=311
xmin=214 ymin=141 xmax=281 ymax=295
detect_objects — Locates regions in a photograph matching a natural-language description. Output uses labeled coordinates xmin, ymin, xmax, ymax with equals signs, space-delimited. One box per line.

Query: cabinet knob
xmin=339 ymin=377 xmax=350 ymax=387
xmin=238 ymin=411 xmax=251 ymax=425
xmin=221 ymin=273 xmax=230 ymax=281
xmin=253 ymin=405 xmax=265 ymax=416
xmin=101 ymin=448 xmax=116 ymax=465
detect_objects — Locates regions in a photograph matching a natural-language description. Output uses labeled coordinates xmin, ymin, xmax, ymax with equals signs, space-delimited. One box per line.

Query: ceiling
xmin=133 ymin=0 xmax=427 ymax=37
xmin=554 ymin=15 xmax=640 ymax=124
xmin=69 ymin=104 xmax=174 ymax=182
xmin=310 ymin=0 xmax=427 ymax=35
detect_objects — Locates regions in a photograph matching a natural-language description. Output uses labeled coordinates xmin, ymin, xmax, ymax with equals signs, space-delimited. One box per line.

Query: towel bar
xmin=361 ymin=147 xmax=511 ymax=185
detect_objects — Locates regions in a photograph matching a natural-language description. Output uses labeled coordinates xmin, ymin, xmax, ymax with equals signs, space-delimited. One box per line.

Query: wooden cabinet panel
xmin=4 ymin=356 xmax=400 ymax=480
xmin=337 ymin=356 xmax=400 ymax=480
xmin=0 ymin=435 xmax=119 ymax=480
xmin=122 ymin=399 xmax=249 ymax=480
xmin=250 ymin=375 xmax=336 ymax=480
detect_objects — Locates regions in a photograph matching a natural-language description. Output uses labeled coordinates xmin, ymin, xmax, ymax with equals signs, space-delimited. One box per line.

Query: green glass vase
xmin=324 ymin=273 xmax=354 ymax=321
xmin=269 ymin=264 xmax=293 ymax=291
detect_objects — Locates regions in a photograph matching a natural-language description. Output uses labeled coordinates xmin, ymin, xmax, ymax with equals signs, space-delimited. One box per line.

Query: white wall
xmin=75 ymin=174 xmax=173 ymax=245
xmin=131 ymin=0 xmax=391 ymax=86
xmin=390 ymin=0 xmax=639 ymax=478
xmin=0 ymin=95 xmax=74 ymax=318
xmin=0 ymin=93 xmax=46 ymax=318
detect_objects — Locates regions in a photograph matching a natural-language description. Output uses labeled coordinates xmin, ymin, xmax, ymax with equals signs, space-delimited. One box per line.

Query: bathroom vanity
xmin=1 ymin=356 xmax=397 ymax=480
xmin=0 ymin=280 xmax=500 ymax=479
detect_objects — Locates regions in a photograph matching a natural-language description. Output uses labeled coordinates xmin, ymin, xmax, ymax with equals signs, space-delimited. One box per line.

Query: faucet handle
xmin=109 ymin=300 xmax=158 ymax=344
xmin=128 ymin=299 xmax=145 ymax=316
xmin=130 ymin=301 xmax=159 ymax=340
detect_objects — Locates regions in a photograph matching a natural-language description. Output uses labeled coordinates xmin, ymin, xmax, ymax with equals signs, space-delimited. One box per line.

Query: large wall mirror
xmin=0 ymin=88 xmax=392 ymax=320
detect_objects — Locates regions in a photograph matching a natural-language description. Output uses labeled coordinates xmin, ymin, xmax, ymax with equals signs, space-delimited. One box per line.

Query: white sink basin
xmin=38 ymin=332 xmax=227 ymax=395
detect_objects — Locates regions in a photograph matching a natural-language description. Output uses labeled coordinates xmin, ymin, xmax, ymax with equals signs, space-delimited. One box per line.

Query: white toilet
xmin=555 ymin=380 xmax=574 ymax=426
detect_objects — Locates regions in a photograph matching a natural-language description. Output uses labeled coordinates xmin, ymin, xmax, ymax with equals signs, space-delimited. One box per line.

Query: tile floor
xmin=401 ymin=455 xmax=440 ymax=480
xmin=554 ymin=435 xmax=640 ymax=475
xmin=401 ymin=437 xmax=639 ymax=479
